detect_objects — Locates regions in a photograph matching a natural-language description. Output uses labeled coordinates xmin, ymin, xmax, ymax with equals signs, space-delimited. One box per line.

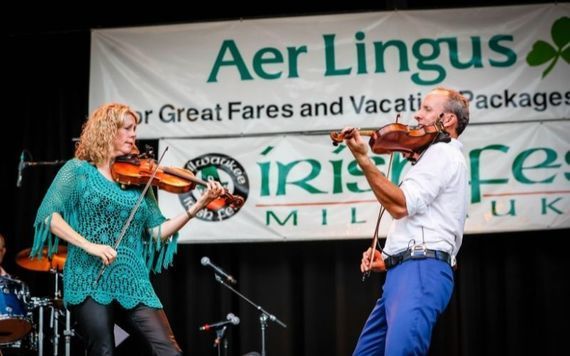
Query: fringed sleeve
xmin=142 ymin=189 xmax=179 ymax=273
xmin=31 ymin=159 xmax=82 ymax=259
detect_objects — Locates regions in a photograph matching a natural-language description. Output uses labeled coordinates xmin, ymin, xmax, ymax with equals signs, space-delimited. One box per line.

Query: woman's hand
xmin=196 ymin=181 xmax=224 ymax=208
xmin=360 ymin=247 xmax=386 ymax=273
xmin=158 ymin=181 xmax=226 ymax=238
xmin=84 ymin=242 xmax=117 ymax=266
xmin=49 ymin=213 xmax=117 ymax=265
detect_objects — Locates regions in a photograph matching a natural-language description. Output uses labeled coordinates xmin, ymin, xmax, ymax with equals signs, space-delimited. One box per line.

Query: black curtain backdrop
xmin=4 ymin=2 xmax=566 ymax=355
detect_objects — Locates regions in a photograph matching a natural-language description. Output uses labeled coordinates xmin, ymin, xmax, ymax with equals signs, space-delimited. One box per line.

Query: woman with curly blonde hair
xmin=32 ymin=102 xmax=224 ymax=355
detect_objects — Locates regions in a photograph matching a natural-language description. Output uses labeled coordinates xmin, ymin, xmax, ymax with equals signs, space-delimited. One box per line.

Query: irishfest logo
xmin=179 ymin=153 xmax=249 ymax=222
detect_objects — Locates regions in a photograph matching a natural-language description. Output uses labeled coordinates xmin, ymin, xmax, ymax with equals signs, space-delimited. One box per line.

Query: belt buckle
xmin=410 ymin=244 xmax=428 ymax=259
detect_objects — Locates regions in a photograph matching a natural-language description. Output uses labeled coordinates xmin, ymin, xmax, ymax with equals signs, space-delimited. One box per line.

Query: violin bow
xmin=362 ymin=157 xmax=394 ymax=282
xmin=362 ymin=114 xmax=400 ymax=282
xmin=93 ymin=147 xmax=169 ymax=286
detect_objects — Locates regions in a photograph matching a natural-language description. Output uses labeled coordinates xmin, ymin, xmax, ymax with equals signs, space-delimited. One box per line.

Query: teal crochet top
xmin=31 ymin=159 xmax=179 ymax=309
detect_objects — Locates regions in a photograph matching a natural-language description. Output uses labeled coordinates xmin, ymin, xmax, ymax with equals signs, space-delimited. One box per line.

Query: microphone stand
xmin=25 ymin=160 xmax=67 ymax=167
xmin=214 ymin=275 xmax=286 ymax=356
xmin=17 ymin=156 xmax=66 ymax=188
xmin=213 ymin=326 xmax=228 ymax=356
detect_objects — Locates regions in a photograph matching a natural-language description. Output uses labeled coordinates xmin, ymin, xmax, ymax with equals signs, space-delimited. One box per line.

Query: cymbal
xmin=16 ymin=246 xmax=67 ymax=272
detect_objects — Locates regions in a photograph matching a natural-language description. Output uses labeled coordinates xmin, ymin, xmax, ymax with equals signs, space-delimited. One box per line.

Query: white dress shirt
xmin=383 ymin=139 xmax=469 ymax=263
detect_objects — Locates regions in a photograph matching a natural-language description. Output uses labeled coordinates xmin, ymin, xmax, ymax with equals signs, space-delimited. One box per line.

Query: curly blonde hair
xmin=75 ymin=103 xmax=139 ymax=165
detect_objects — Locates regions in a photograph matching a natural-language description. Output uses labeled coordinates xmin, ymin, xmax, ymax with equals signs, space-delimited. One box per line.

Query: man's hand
xmin=342 ymin=127 xmax=369 ymax=157
xmin=360 ymin=247 xmax=387 ymax=273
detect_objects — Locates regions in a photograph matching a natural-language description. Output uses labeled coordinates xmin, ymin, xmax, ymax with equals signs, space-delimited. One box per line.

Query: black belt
xmin=384 ymin=247 xmax=451 ymax=270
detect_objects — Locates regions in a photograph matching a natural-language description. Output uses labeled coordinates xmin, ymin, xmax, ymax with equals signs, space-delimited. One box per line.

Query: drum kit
xmin=0 ymin=246 xmax=74 ymax=356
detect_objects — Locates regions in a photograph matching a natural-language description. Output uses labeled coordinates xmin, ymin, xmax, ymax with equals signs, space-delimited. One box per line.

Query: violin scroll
xmin=330 ymin=131 xmax=343 ymax=146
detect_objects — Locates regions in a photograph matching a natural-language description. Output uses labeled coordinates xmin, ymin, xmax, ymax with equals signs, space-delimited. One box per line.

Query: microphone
xmin=16 ymin=150 xmax=26 ymax=188
xmin=201 ymin=256 xmax=237 ymax=284
xmin=199 ymin=313 xmax=240 ymax=331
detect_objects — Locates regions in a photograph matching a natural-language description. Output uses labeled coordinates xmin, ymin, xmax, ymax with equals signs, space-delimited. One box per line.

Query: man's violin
xmin=330 ymin=120 xmax=450 ymax=162
xmin=110 ymin=147 xmax=244 ymax=209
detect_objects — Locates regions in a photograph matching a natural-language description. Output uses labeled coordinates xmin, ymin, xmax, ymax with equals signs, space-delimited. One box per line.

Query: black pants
xmin=70 ymin=297 xmax=182 ymax=356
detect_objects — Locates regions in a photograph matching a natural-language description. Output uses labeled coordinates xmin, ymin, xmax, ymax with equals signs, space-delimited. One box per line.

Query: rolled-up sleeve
xmin=400 ymin=145 xmax=449 ymax=217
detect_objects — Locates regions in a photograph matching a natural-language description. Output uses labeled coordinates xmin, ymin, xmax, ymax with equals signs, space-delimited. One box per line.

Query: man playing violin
xmin=343 ymin=87 xmax=470 ymax=356
xmin=31 ymin=103 xmax=224 ymax=355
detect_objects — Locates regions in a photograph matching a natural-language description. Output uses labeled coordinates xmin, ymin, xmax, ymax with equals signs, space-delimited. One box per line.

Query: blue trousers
xmin=353 ymin=259 xmax=454 ymax=356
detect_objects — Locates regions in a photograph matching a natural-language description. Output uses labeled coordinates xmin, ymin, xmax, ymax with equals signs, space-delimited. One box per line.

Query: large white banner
xmin=90 ymin=4 xmax=569 ymax=139
xmin=158 ymin=121 xmax=569 ymax=242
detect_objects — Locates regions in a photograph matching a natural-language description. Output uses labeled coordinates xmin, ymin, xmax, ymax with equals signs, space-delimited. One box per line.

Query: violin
xmin=330 ymin=120 xmax=450 ymax=162
xmin=110 ymin=149 xmax=244 ymax=209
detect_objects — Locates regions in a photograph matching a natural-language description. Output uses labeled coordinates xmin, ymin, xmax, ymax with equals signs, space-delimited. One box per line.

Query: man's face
xmin=414 ymin=91 xmax=448 ymax=127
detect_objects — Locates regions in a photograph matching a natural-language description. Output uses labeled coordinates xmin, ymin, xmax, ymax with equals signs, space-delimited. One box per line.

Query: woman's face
xmin=112 ymin=114 xmax=137 ymax=157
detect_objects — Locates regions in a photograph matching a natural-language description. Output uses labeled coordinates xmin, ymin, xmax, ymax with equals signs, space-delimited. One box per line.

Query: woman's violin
xmin=330 ymin=120 xmax=450 ymax=162
xmin=111 ymin=147 xmax=244 ymax=209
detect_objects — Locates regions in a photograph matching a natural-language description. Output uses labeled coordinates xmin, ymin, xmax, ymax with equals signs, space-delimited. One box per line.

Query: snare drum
xmin=0 ymin=276 xmax=32 ymax=344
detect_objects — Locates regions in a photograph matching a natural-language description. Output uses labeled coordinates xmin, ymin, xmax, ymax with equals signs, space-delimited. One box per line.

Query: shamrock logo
xmin=526 ymin=16 xmax=569 ymax=78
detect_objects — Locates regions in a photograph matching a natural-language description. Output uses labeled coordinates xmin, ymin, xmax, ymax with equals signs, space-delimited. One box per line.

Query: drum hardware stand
xmin=38 ymin=302 xmax=45 ymax=356
xmin=32 ymin=297 xmax=49 ymax=356
xmin=50 ymin=269 xmax=61 ymax=356
xmin=48 ymin=268 xmax=73 ymax=356
xmin=214 ymin=275 xmax=286 ymax=356
xmin=64 ymin=309 xmax=73 ymax=356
